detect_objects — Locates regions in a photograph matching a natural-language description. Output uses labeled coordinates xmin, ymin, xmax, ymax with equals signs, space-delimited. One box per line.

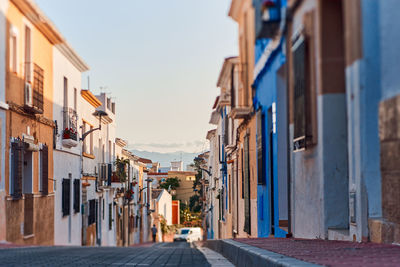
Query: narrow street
xmin=0 ymin=242 xmax=232 ymax=267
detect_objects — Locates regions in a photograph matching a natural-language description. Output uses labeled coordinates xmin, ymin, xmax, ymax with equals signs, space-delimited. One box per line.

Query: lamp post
xmin=80 ymin=110 xmax=107 ymax=246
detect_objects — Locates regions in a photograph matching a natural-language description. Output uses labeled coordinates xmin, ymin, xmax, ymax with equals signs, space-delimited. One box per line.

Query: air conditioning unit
xmin=24 ymin=82 xmax=33 ymax=107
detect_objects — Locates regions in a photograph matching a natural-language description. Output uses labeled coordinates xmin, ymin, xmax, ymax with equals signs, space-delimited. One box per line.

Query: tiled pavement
xmin=0 ymin=242 xmax=226 ymax=266
xmin=236 ymin=237 xmax=400 ymax=266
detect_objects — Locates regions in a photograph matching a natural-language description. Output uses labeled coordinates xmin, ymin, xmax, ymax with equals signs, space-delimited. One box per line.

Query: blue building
xmin=253 ymin=0 xmax=289 ymax=238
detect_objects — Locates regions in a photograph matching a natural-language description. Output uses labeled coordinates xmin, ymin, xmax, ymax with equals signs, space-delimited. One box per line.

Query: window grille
xmin=32 ymin=64 xmax=44 ymax=112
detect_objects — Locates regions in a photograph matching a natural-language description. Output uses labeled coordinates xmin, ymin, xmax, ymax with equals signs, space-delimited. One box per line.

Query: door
xmin=267 ymin=107 xmax=275 ymax=235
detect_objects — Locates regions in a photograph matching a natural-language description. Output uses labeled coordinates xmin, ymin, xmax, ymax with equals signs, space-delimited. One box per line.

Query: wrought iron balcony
xmin=62 ymin=107 xmax=78 ymax=148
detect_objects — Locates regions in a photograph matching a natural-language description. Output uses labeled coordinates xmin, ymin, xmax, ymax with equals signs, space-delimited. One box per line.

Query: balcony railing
xmin=63 ymin=107 xmax=78 ymax=133
xmin=61 ymin=107 xmax=78 ymax=148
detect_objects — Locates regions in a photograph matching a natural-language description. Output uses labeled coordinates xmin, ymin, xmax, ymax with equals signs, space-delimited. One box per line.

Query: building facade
xmin=4 ymin=0 xmax=57 ymax=245
xmin=52 ymin=38 xmax=89 ymax=246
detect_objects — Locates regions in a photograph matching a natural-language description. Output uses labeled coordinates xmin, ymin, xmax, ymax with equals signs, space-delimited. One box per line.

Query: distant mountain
xmin=130 ymin=150 xmax=199 ymax=169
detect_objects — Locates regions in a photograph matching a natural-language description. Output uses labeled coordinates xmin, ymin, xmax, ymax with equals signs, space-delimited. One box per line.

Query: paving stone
xmin=0 ymin=242 xmax=219 ymax=267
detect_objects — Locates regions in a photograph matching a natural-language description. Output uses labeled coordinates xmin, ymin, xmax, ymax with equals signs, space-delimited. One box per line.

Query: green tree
xmin=159 ymin=177 xmax=180 ymax=191
xmin=189 ymin=194 xmax=201 ymax=213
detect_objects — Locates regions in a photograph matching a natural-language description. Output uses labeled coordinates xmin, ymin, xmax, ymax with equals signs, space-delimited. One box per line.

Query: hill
xmin=130 ymin=149 xmax=199 ymax=169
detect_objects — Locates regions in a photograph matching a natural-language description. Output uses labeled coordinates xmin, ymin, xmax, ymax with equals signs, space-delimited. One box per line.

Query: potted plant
xmin=62 ymin=128 xmax=78 ymax=148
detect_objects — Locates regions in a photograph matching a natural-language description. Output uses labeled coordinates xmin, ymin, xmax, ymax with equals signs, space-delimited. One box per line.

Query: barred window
xmin=33 ymin=64 xmax=44 ymax=112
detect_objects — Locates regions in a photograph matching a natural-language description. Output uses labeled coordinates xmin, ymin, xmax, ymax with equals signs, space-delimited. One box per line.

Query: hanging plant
xmin=125 ymin=188 xmax=134 ymax=200
xmin=115 ymin=157 xmax=129 ymax=183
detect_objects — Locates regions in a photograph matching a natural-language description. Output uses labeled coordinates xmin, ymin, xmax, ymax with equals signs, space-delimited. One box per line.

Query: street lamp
xmin=80 ymin=110 xmax=108 ymax=141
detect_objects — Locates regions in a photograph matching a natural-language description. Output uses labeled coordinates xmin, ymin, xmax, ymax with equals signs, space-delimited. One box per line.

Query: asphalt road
xmin=0 ymin=242 xmax=221 ymax=267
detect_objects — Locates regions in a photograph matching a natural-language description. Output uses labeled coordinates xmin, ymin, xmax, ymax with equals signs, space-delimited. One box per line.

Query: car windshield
xmin=181 ymin=229 xmax=190 ymax=235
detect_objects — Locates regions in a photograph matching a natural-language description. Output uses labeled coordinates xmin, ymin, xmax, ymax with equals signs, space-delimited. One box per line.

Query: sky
xmin=35 ymin=0 xmax=238 ymax=153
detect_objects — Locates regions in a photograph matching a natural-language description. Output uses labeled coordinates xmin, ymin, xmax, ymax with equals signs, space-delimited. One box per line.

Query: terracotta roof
xmin=168 ymin=171 xmax=197 ymax=175
xmin=152 ymin=189 xmax=163 ymax=200
xmin=138 ymin=158 xmax=152 ymax=164
xmin=148 ymin=172 xmax=168 ymax=176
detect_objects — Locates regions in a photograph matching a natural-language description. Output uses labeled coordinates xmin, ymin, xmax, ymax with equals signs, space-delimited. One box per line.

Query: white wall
xmin=52 ymin=47 xmax=84 ymax=246
xmin=158 ymin=190 xmax=172 ymax=225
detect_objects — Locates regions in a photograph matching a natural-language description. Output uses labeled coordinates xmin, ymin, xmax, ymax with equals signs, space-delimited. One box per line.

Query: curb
xmin=205 ymin=239 xmax=322 ymax=267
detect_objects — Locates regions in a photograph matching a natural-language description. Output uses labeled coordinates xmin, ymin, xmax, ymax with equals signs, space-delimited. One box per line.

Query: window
xmin=102 ymin=144 xmax=105 ymax=163
xmin=82 ymin=122 xmax=87 ymax=153
xmin=102 ymin=198 xmax=105 ymax=220
xmin=32 ymin=64 xmax=44 ymax=112
xmin=108 ymin=140 xmax=111 ymax=163
xmin=107 ymin=97 xmax=111 ymax=110
xmin=224 ymin=115 xmax=229 ymax=146
xmin=256 ymin=110 xmax=265 ymax=184
xmin=62 ymin=178 xmax=71 ymax=216
xmin=10 ymin=33 xmax=17 ymax=72
xmin=24 ymin=26 xmax=31 ymax=82
xmin=63 ymin=77 xmax=68 ymax=109
xmin=90 ymin=126 xmax=93 ymax=155
xmin=243 ymin=134 xmax=251 ymax=234
xmin=230 ymin=65 xmax=235 ymax=108
xmin=40 ymin=145 xmax=49 ymax=194
xmin=74 ymin=88 xmax=77 ymax=111
xmin=111 ymin=102 xmax=115 ymax=114
xmin=109 ymin=203 xmax=112 ymax=230
xmin=292 ymin=36 xmax=307 ymax=151
xmin=73 ymin=179 xmax=80 ymax=213
xmin=11 ymin=140 xmax=23 ymax=199
xmin=113 ymin=143 xmax=115 ymax=163
xmin=292 ymin=13 xmax=317 ymax=151
xmin=241 ymin=148 xmax=244 ymax=199
xmin=88 ymin=199 xmax=96 ymax=225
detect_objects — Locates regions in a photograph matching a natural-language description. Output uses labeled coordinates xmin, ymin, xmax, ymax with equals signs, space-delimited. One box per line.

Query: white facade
xmin=171 ymin=161 xmax=183 ymax=171
xmin=52 ymin=44 xmax=89 ymax=246
xmin=80 ymin=91 xmax=117 ymax=247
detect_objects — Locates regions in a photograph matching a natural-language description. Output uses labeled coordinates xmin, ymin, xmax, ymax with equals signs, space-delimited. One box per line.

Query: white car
xmin=174 ymin=227 xmax=203 ymax=242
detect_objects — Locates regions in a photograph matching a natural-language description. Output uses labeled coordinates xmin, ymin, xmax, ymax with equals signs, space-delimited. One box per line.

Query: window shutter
xmin=11 ymin=141 xmax=23 ymax=198
xmin=107 ymin=163 xmax=112 ymax=186
xmin=256 ymin=110 xmax=265 ymax=184
xmin=73 ymin=179 xmax=80 ymax=213
xmin=241 ymin=148 xmax=244 ymax=199
xmin=109 ymin=203 xmax=112 ymax=230
xmin=88 ymin=199 xmax=95 ymax=225
xmin=243 ymin=134 xmax=251 ymax=234
xmin=62 ymin=179 xmax=70 ymax=216
xmin=224 ymin=116 xmax=229 ymax=146
xmin=41 ymin=145 xmax=48 ymax=195
xmin=292 ymin=36 xmax=307 ymax=151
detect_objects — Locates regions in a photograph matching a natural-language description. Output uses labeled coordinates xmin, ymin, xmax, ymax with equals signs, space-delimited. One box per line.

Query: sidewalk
xmin=0 ymin=242 xmax=35 ymax=249
xmin=205 ymin=237 xmax=400 ymax=267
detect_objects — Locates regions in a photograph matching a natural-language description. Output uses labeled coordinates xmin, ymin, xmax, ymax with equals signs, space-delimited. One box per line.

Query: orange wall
xmin=5 ymin=1 xmax=54 ymax=195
